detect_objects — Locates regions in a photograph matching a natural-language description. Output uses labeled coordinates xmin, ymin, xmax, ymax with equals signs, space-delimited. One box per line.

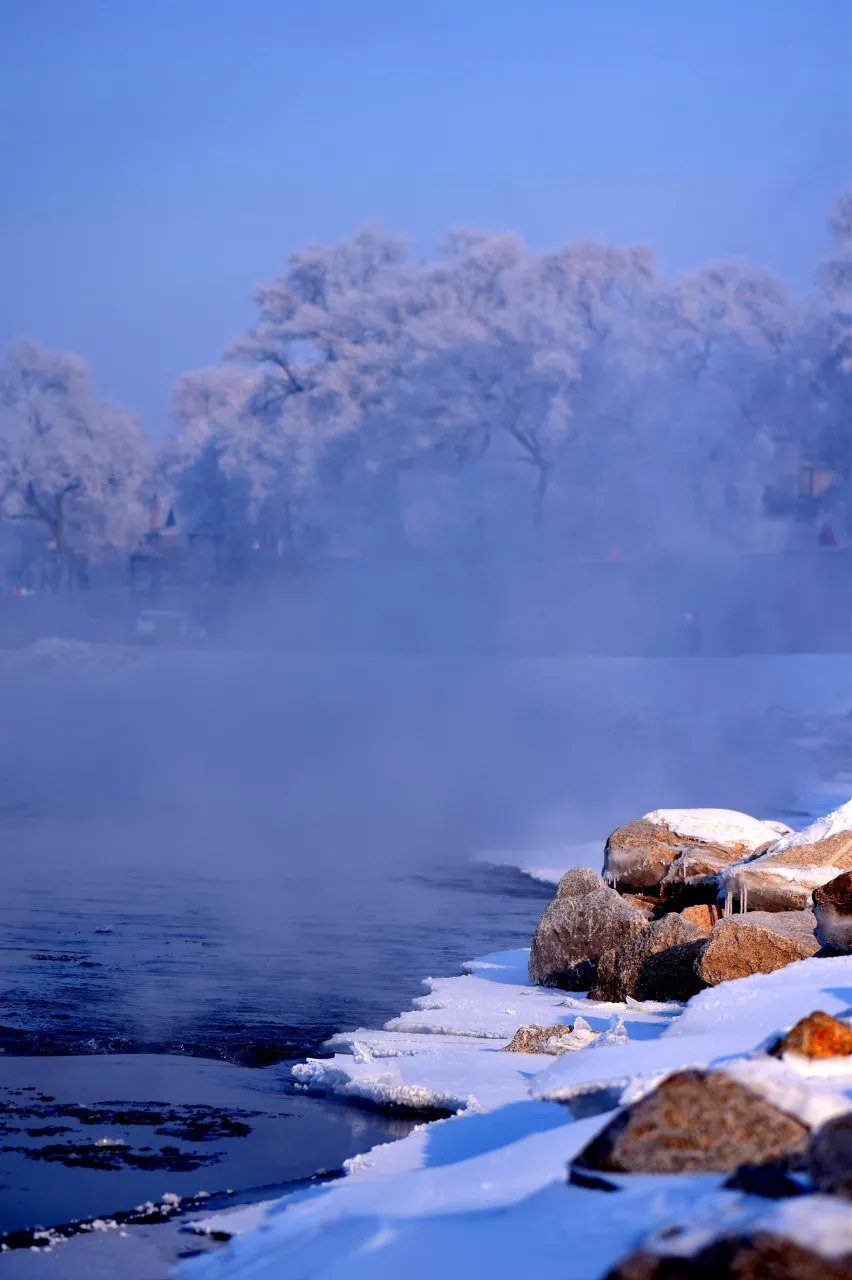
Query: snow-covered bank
xmin=179 ymin=772 xmax=852 ymax=1280
xmin=181 ymin=955 xmax=852 ymax=1280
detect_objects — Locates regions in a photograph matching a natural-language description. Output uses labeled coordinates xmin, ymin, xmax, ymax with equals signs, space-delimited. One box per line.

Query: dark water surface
xmin=1 ymin=819 xmax=550 ymax=1235
xmin=1 ymin=829 xmax=551 ymax=1063
xmin=0 ymin=1054 xmax=415 ymax=1236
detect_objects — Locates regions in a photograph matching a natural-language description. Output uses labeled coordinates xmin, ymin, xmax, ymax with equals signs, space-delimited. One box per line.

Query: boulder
xmin=813 ymin=870 xmax=852 ymax=954
xmin=603 ymin=809 xmax=781 ymax=896
xmin=572 ymin=1070 xmax=809 ymax=1175
xmin=772 ymin=1010 xmax=852 ymax=1060
xmin=502 ymin=1023 xmax=573 ymax=1054
xmin=695 ymin=912 xmax=819 ymax=987
xmin=528 ymin=870 xmax=649 ymax=989
xmin=555 ymin=866 xmax=610 ymax=898
xmin=721 ymin=799 xmax=852 ymax=913
xmin=605 ymin=1233 xmax=852 ymax=1279
xmin=808 ymin=1113 xmax=852 ymax=1198
xmin=680 ymin=903 xmax=723 ymax=933
xmin=590 ymin=912 xmax=706 ymax=1003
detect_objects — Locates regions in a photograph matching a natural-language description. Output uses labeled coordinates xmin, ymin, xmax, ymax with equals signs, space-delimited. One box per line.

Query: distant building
xmin=129 ymin=499 xmax=185 ymax=593
xmin=763 ymin=437 xmax=843 ymax=526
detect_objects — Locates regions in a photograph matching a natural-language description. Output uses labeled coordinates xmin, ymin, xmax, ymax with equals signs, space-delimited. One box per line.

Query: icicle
xmin=724 ymin=886 xmax=733 ymax=918
xmin=741 ymin=882 xmax=748 ymax=914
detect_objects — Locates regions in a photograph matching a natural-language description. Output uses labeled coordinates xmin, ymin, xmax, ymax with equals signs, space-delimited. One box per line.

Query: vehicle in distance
xmin=134 ymin=608 xmax=207 ymax=645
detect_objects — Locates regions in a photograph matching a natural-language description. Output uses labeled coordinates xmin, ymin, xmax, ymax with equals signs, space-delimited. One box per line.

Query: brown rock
xmin=723 ymin=809 xmax=852 ymax=913
xmin=813 ymin=868 xmax=852 ymax=907
xmin=604 ymin=818 xmax=694 ymax=894
xmin=680 ymin=903 xmax=723 ymax=933
xmin=605 ymin=1233 xmax=852 ymax=1279
xmin=502 ymin=1023 xmax=572 ymax=1054
xmin=738 ymin=909 xmax=818 ymax=941
xmin=573 ymin=1070 xmax=809 ymax=1175
xmin=589 ymin=913 xmax=707 ymax=1003
xmin=772 ymin=1010 xmax=852 ymax=1060
xmin=760 ymin=829 xmax=852 ymax=868
xmin=529 ymin=871 xmax=649 ymax=989
xmin=695 ymin=913 xmax=819 ymax=987
xmin=808 ymin=1113 xmax=852 ymax=1198
xmin=604 ymin=810 xmax=779 ymax=897
xmin=813 ymin=870 xmax=852 ymax=954
xmin=605 ymin=819 xmax=756 ymax=897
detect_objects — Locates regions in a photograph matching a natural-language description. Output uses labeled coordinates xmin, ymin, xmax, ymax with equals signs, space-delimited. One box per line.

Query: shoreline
xmin=180 ymin=767 xmax=852 ymax=1279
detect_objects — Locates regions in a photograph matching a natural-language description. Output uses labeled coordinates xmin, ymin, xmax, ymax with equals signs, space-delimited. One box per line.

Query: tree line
xmin=1 ymin=193 xmax=850 ymax=579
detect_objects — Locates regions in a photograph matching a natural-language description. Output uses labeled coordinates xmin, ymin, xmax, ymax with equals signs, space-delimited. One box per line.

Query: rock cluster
xmin=581 ymin=1068 xmax=852 ymax=1277
xmin=528 ymin=800 xmax=852 ymax=1001
xmin=526 ymin=799 xmax=852 ymax=1280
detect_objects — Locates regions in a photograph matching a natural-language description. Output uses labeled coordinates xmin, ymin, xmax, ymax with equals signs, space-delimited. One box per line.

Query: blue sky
xmin=1 ymin=0 xmax=849 ymax=436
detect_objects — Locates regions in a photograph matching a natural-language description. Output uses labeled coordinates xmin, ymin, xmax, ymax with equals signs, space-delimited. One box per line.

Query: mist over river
xmin=0 ymin=648 xmax=840 ymax=1243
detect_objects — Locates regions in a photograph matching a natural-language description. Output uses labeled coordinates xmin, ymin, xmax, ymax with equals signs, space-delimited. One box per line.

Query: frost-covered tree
xmin=820 ymin=192 xmax=852 ymax=376
xmin=167 ymin=194 xmax=852 ymax=562
xmin=798 ymin=191 xmax=852 ymax=530
xmin=0 ymin=341 xmax=152 ymax=575
xmin=173 ymin=229 xmax=426 ymax=553
xmin=633 ymin=262 xmax=793 ymax=545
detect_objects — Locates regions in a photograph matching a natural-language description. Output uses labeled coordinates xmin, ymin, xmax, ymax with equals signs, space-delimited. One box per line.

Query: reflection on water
xmin=0 ymin=1052 xmax=415 ymax=1235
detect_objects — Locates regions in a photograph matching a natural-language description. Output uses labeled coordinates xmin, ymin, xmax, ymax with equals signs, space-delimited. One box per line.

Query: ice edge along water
xmin=180 ymin=781 xmax=852 ymax=1280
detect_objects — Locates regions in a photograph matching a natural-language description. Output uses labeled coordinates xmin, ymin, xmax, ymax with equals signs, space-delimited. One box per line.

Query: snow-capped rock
xmin=571 ymin=1068 xmax=810 ymax=1176
xmin=722 ymin=800 xmax=852 ymax=912
xmin=603 ymin=808 xmax=781 ymax=896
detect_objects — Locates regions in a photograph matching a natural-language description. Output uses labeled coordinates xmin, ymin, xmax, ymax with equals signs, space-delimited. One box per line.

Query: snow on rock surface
xmin=643 ymin=807 xmax=782 ymax=850
xmin=769 ymin=799 xmax=852 ymax=856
